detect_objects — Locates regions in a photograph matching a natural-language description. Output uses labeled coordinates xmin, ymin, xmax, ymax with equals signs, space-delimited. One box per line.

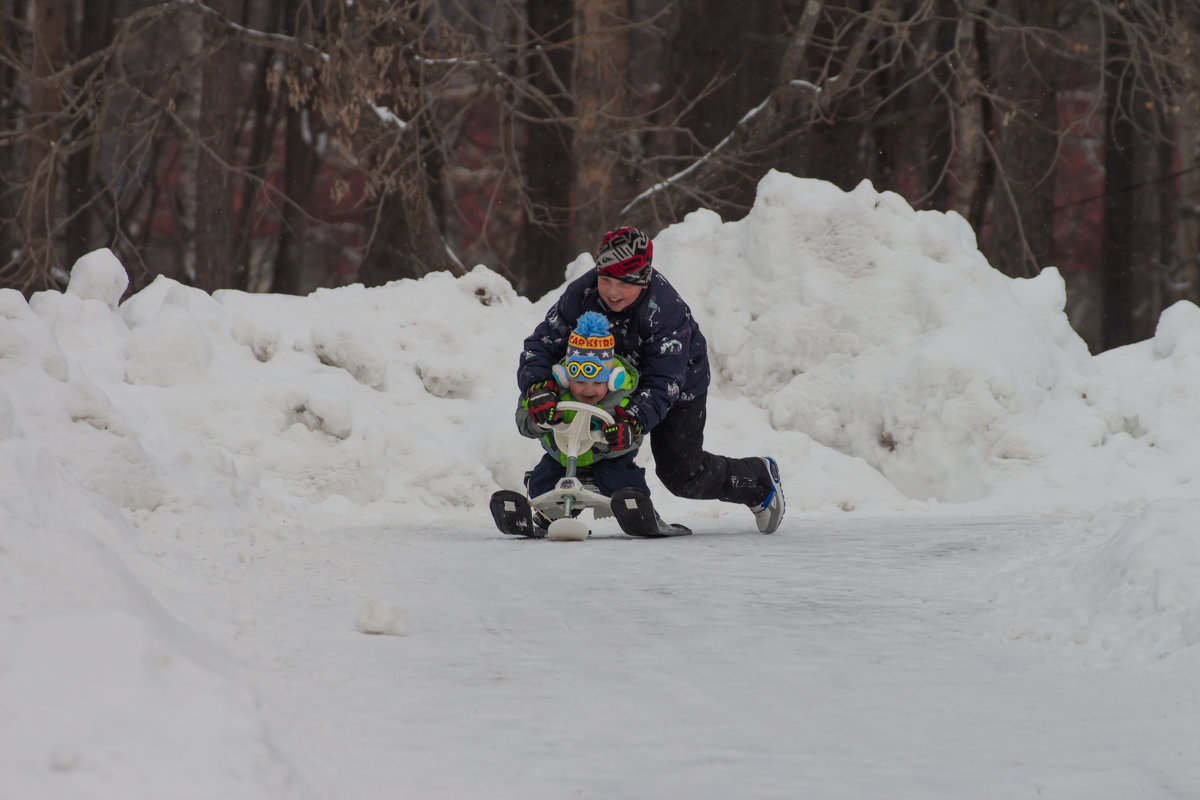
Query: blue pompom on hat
xmin=554 ymin=311 xmax=620 ymax=386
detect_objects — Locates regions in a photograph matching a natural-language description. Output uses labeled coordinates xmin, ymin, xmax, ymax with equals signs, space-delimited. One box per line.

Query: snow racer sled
xmin=489 ymin=401 xmax=690 ymax=541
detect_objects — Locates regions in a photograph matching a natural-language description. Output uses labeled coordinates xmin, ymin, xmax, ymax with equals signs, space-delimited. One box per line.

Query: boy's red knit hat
xmin=596 ymin=227 xmax=653 ymax=285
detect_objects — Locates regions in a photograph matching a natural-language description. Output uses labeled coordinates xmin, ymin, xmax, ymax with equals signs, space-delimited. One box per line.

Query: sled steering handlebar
xmin=544 ymin=401 xmax=615 ymax=459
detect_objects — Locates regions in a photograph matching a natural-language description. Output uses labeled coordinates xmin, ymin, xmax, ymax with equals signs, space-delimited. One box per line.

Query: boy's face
xmin=598 ymin=275 xmax=645 ymax=313
xmin=568 ymin=378 xmax=608 ymax=405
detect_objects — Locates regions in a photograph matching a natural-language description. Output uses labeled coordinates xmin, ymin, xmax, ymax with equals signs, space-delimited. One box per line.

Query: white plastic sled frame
xmin=529 ymin=401 xmax=614 ymax=541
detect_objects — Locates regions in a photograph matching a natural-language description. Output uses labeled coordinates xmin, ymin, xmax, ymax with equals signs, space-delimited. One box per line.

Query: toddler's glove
xmin=602 ymin=415 xmax=641 ymax=451
xmin=525 ymin=380 xmax=561 ymax=427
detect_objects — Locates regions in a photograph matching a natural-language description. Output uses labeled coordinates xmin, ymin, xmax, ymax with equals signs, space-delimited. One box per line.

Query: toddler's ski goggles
xmin=562 ymin=355 xmax=611 ymax=382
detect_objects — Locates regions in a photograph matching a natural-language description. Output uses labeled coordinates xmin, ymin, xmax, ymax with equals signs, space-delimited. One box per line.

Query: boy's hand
xmin=525 ymin=380 xmax=561 ymax=426
xmin=602 ymin=416 xmax=641 ymax=451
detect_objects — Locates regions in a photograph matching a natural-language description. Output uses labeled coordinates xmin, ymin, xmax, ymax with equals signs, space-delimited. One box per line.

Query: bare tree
xmin=16 ymin=0 xmax=67 ymax=291
xmin=571 ymin=0 xmax=635 ymax=253
xmin=620 ymin=1 xmax=1196 ymax=351
xmin=514 ymin=0 xmax=574 ymax=295
xmin=980 ymin=0 xmax=1059 ymax=278
xmin=1096 ymin=0 xmax=1196 ymax=347
xmin=1 ymin=0 xmax=1196 ymax=356
xmin=621 ymin=1 xmax=824 ymax=229
xmin=269 ymin=0 xmax=323 ymax=295
xmin=356 ymin=4 xmax=463 ymax=286
xmin=175 ymin=0 xmax=246 ymax=292
xmin=1179 ymin=37 xmax=1200 ymax=312
xmin=948 ymin=2 xmax=991 ymax=228
xmin=1 ymin=0 xmax=466 ymax=295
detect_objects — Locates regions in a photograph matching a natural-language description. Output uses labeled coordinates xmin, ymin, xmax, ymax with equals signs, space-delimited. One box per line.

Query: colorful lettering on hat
xmin=568 ymin=333 xmax=615 ymax=351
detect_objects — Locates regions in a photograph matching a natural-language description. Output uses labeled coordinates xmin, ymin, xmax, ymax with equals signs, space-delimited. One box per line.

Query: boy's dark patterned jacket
xmin=518 ymin=269 xmax=710 ymax=433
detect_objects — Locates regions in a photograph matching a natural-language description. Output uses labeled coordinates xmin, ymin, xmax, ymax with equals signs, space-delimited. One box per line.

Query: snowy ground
xmin=3 ymin=172 xmax=1199 ymax=798
xmin=211 ymin=514 xmax=1200 ymax=799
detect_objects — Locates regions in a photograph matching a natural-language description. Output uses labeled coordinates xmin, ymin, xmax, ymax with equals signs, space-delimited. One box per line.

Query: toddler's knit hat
xmin=555 ymin=311 xmax=620 ymax=386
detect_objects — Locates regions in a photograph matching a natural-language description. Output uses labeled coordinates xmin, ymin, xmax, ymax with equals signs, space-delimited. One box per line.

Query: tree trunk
xmin=667 ymin=0 xmax=784 ymax=215
xmin=358 ymin=172 xmax=461 ymax=287
xmin=175 ymin=0 xmax=243 ymax=292
xmin=800 ymin=0 xmax=877 ymax=192
xmin=177 ymin=9 xmax=203 ymax=284
xmin=0 ymin=1 xmax=22 ymax=270
xmin=21 ymin=0 xmax=68 ymax=291
xmin=982 ymin=0 xmax=1058 ymax=278
xmin=922 ymin=0 xmax=959 ymax=210
xmin=1178 ymin=44 xmax=1200 ymax=311
xmin=233 ymin=49 xmax=281 ymax=293
xmin=1101 ymin=20 xmax=1138 ymax=349
xmin=951 ymin=8 xmax=991 ymax=228
xmin=1163 ymin=5 xmax=1200 ymax=313
xmin=271 ymin=104 xmax=319 ymax=295
xmin=356 ymin=102 xmax=459 ymax=287
xmin=515 ymin=0 xmax=574 ymax=298
xmin=571 ymin=0 xmax=632 ymax=254
xmin=271 ymin=0 xmax=321 ymax=296
xmin=195 ymin=0 xmax=245 ymax=292
xmin=65 ymin=0 xmax=114 ymax=268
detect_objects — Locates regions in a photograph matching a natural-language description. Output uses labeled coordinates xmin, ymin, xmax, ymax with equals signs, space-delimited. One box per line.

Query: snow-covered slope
xmin=2 ymin=172 xmax=1198 ymax=797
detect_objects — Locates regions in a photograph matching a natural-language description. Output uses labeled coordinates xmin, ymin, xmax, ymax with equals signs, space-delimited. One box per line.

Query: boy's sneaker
xmin=750 ymin=457 xmax=785 ymax=534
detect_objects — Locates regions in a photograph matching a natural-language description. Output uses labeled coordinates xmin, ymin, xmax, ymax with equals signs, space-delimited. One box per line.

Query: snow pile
xmin=3 ymin=173 xmax=1200 ymax=795
xmin=655 ymin=174 xmax=1123 ymax=509
xmin=10 ymin=180 xmax=1200 ymax=528
xmin=0 ymin=427 xmax=301 ymax=798
xmin=996 ymin=501 xmax=1200 ymax=663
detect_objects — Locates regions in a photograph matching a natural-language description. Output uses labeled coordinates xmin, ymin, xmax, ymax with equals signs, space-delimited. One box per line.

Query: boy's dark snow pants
xmin=650 ymin=393 xmax=770 ymax=507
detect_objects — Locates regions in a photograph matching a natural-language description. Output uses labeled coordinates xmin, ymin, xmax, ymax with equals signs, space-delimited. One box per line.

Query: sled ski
xmin=610 ymin=487 xmax=692 ymax=538
xmin=489 ymin=490 xmax=546 ymax=538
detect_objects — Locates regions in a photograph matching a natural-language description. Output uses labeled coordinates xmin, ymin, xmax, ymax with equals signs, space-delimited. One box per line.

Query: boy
xmin=518 ymin=227 xmax=785 ymax=534
xmin=491 ymin=311 xmax=688 ymax=537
